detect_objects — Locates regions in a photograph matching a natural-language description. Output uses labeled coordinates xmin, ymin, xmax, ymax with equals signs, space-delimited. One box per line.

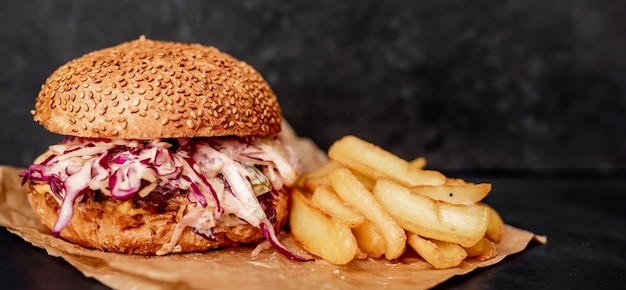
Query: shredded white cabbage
xmin=21 ymin=136 xmax=300 ymax=254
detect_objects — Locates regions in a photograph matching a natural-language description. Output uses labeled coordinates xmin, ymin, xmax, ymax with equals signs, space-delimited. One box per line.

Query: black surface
xmin=1 ymin=175 xmax=624 ymax=289
xmin=1 ymin=0 xmax=625 ymax=171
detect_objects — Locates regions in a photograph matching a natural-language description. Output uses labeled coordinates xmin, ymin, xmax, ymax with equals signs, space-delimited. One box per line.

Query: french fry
xmin=481 ymin=202 xmax=504 ymax=243
xmin=353 ymin=171 xmax=376 ymax=191
xmin=328 ymin=135 xmax=445 ymax=186
xmin=408 ymin=156 xmax=427 ymax=170
xmin=411 ymin=183 xmax=491 ymax=204
xmin=463 ymin=236 xmax=486 ymax=258
xmin=302 ymin=175 xmax=330 ymax=197
xmin=352 ymin=219 xmax=386 ymax=259
xmin=464 ymin=237 xmax=497 ymax=261
xmin=407 ymin=232 xmax=467 ymax=269
xmin=445 ymin=177 xmax=468 ymax=185
xmin=289 ymin=189 xmax=358 ymax=265
xmin=289 ymin=134 xmax=502 ymax=267
xmin=328 ymin=167 xmax=407 ymax=260
xmin=477 ymin=238 xmax=497 ymax=261
xmin=373 ymin=178 xmax=489 ymax=248
xmin=311 ymin=186 xmax=365 ymax=228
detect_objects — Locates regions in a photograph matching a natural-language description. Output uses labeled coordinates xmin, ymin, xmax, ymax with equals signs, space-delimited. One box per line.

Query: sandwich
xmin=19 ymin=36 xmax=308 ymax=260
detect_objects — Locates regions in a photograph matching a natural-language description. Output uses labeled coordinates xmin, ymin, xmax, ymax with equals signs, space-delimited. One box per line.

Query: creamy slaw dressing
xmin=20 ymin=136 xmax=303 ymax=257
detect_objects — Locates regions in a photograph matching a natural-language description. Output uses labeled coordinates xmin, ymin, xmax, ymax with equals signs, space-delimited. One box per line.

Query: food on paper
xmin=291 ymin=135 xmax=505 ymax=268
xmin=328 ymin=135 xmax=446 ymax=186
xmin=310 ymin=186 xmax=365 ymax=228
xmin=18 ymin=36 xmax=308 ymax=260
xmin=482 ymin=202 xmax=504 ymax=243
xmin=327 ymin=167 xmax=407 ymax=260
xmin=406 ymin=232 xmax=467 ymax=269
xmin=289 ymin=189 xmax=358 ymax=265
xmin=373 ymin=178 xmax=490 ymax=248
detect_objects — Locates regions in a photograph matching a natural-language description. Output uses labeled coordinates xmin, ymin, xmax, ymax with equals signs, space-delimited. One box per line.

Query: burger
xmin=19 ymin=36 xmax=308 ymax=260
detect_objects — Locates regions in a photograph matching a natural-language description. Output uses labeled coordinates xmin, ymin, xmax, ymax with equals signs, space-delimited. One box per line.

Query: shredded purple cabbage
xmin=258 ymin=192 xmax=277 ymax=223
xmin=20 ymin=136 xmax=302 ymax=259
xmin=260 ymin=220 xmax=313 ymax=262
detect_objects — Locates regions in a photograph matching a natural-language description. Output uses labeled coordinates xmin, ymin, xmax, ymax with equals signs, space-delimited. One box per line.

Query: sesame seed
xmin=35 ymin=37 xmax=283 ymax=138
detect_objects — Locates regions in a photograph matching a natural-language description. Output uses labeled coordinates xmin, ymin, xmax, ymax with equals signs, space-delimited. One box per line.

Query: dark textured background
xmin=1 ymin=0 xmax=624 ymax=171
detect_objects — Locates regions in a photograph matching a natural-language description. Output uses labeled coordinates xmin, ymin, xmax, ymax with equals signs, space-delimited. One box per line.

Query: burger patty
xmin=80 ymin=186 xmax=185 ymax=215
xmin=29 ymin=182 xmax=289 ymax=255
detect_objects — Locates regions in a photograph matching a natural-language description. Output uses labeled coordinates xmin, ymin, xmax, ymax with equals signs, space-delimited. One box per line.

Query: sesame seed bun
xmin=27 ymin=183 xmax=290 ymax=255
xmin=32 ymin=36 xmax=282 ymax=139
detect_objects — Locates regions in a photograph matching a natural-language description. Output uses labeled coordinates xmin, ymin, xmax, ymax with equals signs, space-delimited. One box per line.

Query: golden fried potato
xmin=407 ymin=232 xmax=467 ymax=269
xmin=289 ymin=189 xmax=358 ymax=265
xmin=289 ymin=134 xmax=502 ymax=267
xmin=352 ymin=219 xmax=386 ymax=259
xmin=477 ymin=238 xmax=497 ymax=261
xmin=328 ymin=167 xmax=407 ymax=260
xmin=373 ymin=178 xmax=489 ymax=248
xmin=445 ymin=177 xmax=468 ymax=185
xmin=481 ymin=202 xmax=504 ymax=243
xmin=311 ymin=186 xmax=365 ymax=228
xmin=411 ymin=183 xmax=491 ymax=204
xmin=353 ymin=171 xmax=376 ymax=191
xmin=328 ymin=135 xmax=445 ymax=186
xmin=463 ymin=237 xmax=497 ymax=261
xmin=463 ymin=236 xmax=485 ymax=257
xmin=408 ymin=156 xmax=427 ymax=170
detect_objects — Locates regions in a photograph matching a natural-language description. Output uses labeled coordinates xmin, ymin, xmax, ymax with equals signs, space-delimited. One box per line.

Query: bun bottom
xmin=27 ymin=184 xmax=289 ymax=255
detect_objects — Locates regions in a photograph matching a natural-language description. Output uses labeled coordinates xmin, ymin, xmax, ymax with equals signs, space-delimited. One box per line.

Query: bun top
xmin=33 ymin=36 xmax=282 ymax=139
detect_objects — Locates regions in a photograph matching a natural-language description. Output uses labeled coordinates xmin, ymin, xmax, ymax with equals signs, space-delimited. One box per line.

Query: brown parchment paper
xmin=0 ymin=126 xmax=546 ymax=290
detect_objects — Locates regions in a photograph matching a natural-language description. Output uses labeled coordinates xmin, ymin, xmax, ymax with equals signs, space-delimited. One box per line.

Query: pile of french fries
xmin=290 ymin=135 xmax=504 ymax=269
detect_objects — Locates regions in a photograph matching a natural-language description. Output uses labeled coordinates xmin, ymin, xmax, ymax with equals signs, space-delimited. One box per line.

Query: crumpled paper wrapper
xmin=0 ymin=124 xmax=545 ymax=290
